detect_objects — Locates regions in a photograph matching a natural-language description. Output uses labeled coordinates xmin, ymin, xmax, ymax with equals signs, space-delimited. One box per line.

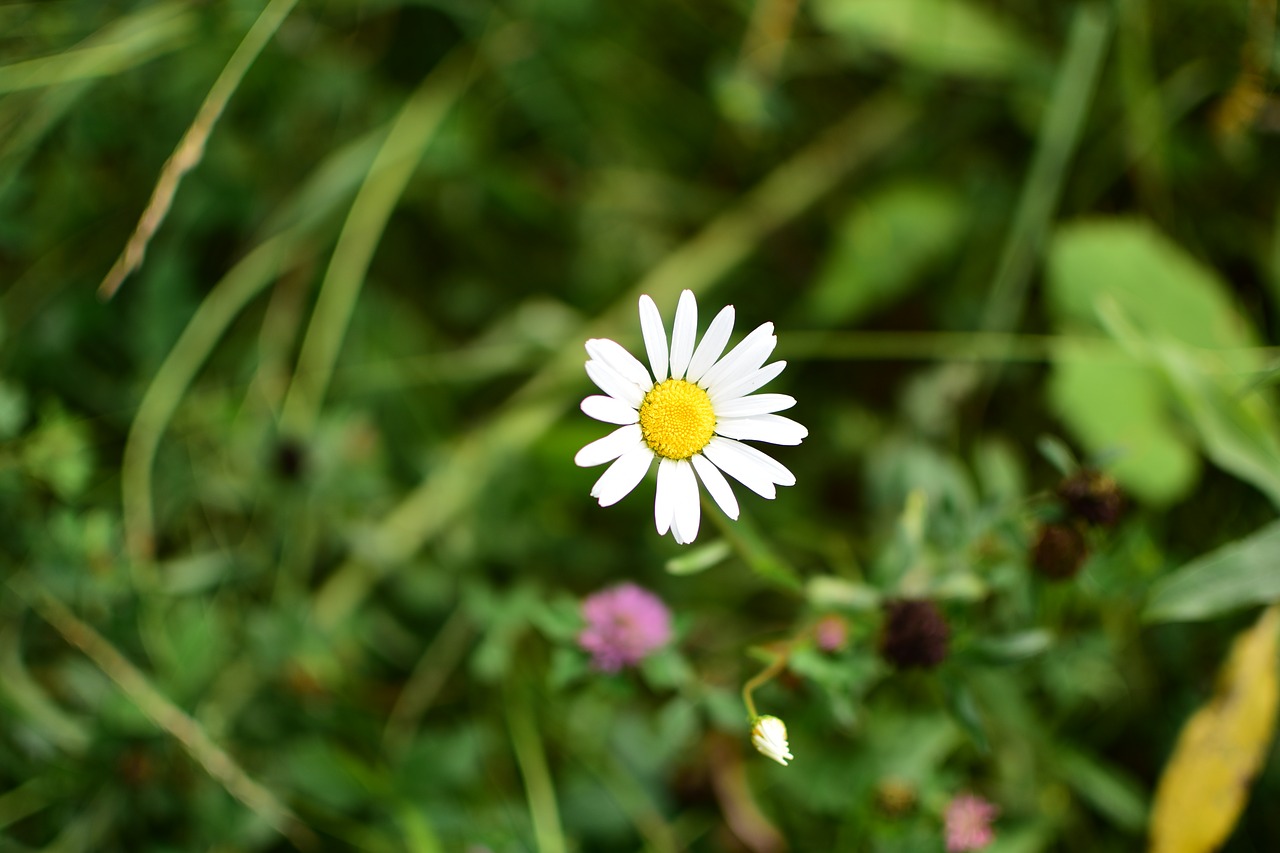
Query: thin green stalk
xmin=121 ymin=230 xmax=301 ymax=565
xmin=278 ymin=50 xmax=473 ymax=438
xmin=382 ymin=608 xmax=474 ymax=756
xmin=742 ymin=652 xmax=789 ymax=720
xmin=506 ymin=686 xmax=566 ymax=853
xmin=981 ymin=5 xmax=1110 ymax=339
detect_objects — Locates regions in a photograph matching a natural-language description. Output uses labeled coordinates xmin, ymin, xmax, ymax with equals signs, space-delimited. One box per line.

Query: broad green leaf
xmin=813 ymin=0 xmax=1035 ymax=78
xmin=1149 ymin=605 xmax=1280 ymax=852
xmin=1048 ymin=220 xmax=1260 ymax=356
xmin=1047 ymin=353 xmax=1198 ymax=503
xmin=1045 ymin=219 xmax=1271 ymax=504
xmin=805 ymin=182 xmax=965 ymax=326
xmin=1145 ymin=519 xmax=1280 ymax=623
xmin=1142 ymin=340 xmax=1280 ymax=509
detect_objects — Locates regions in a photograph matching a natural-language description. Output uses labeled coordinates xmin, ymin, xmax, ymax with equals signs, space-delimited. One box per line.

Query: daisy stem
xmin=741 ymin=650 xmax=790 ymax=721
xmin=707 ymin=498 xmax=802 ymax=592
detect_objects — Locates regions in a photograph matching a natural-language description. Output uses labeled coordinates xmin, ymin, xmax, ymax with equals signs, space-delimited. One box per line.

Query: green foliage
xmin=3 ymin=0 xmax=1280 ymax=850
xmin=1146 ymin=520 xmax=1280 ymax=623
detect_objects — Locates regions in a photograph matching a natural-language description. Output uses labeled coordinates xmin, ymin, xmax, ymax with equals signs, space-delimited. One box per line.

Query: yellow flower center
xmin=638 ymin=378 xmax=716 ymax=460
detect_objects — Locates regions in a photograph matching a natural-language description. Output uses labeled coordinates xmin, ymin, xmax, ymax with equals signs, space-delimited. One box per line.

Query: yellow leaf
xmin=1149 ymin=605 xmax=1280 ymax=853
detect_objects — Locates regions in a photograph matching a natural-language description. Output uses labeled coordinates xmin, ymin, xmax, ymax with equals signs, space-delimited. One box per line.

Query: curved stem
xmin=741 ymin=650 xmax=789 ymax=720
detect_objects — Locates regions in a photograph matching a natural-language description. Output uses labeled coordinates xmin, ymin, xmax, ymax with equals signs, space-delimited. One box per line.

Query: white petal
xmin=728 ymin=438 xmax=797 ymax=486
xmin=586 ymin=360 xmax=645 ymax=408
xmin=691 ymin=452 xmax=739 ymax=520
xmin=709 ymin=361 xmax=787 ymax=405
xmin=668 ymin=290 xmax=698 ymax=380
xmin=585 ymin=338 xmax=651 ymax=388
xmin=714 ymin=393 xmax=796 ymax=418
xmin=638 ymin=295 xmax=668 ymax=383
xmin=654 ymin=457 xmax=678 ymax=535
xmin=714 ymin=414 xmax=808 ymax=446
xmin=581 ymin=395 xmax=639 ymax=425
xmin=591 ymin=444 xmax=653 ymax=506
xmin=574 ymin=424 xmax=642 ymax=468
xmin=698 ymin=322 xmax=775 ymax=391
xmin=702 ymin=437 xmax=776 ymax=499
xmin=685 ymin=305 xmax=734 ymax=383
xmin=669 ymin=459 xmax=700 ymax=543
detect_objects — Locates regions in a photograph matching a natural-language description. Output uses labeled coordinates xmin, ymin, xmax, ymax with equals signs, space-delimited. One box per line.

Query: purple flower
xmin=578 ymin=583 xmax=672 ymax=672
xmin=945 ymin=793 xmax=998 ymax=852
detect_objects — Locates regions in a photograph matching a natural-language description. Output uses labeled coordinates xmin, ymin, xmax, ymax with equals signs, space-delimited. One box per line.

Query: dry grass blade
xmin=9 ymin=575 xmax=318 ymax=850
xmin=98 ymin=0 xmax=301 ymax=300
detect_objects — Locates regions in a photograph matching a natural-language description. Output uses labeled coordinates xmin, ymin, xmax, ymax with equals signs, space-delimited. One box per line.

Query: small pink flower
xmin=578 ymin=583 xmax=672 ymax=672
xmin=814 ymin=614 xmax=848 ymax=652
xmin=945 ymin=793 xmax=998 ymax=852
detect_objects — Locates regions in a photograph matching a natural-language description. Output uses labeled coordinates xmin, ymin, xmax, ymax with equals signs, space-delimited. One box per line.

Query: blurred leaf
xmin=528 ymin=593 xmax=583 ymax=642
xmin=639 ymin=647 xmax=694 ymax=691
xmin=967 ymin=630 xmax=1054 ymax=665
xmin=283 ymin=738 xmax=373 ymax=812
xmin=1145 ymin=519 xmax=1280 ymax=623
xmin=1149 ymin=605 xmax=1280 ymax=853
xmin=22 ymin=405 xmax=93 ymax=500
xmin=0 ymin=379 xmax=28 ymax=439
xmin=0 ymin=2 xmax=195 ymax=94
xmin=665 ymin=539 xmax=731 ymax=575
xmin=807 ymin=576 xmax=882 ymax=611
xmin=942 ymin=677 xmax=989 ymax=752
xmin=1035 ymin=434 xmax=1079 ymax=478
xmin=394 ymin=805 xmax=443 ymax=853
xmin=805 ymin=182 xmax=965 ymax=326
xmin=1046 ymin=219 xmax=1272 ymax=504
xmin=973 ymin=438 xmax=1026 ymax=504
xmin=1055 ymin=746 xmax=1148 ymax=832
xmin=813 ymin=0 xmax=1036 ymax=78
xmin=1136 ymin=338 xmax=1280 ymax=510
xmin=1048 ymin=347 xmax=1198 ymax=503
xmin=547 ymin=647 xmax=589 ymax=690
xmin=788 ymin=646 xmax=883 ymax=696
xmin=1048 ymin=220 xmax=1259 ymax=354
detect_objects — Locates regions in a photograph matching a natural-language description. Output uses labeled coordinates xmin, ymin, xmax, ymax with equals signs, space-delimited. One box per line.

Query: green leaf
xmin=1047 ymin=354 xmax=1198 ymax=503
xmin=1048 ymin=220 xmax=1260 ymax=355
xmin=1046 ymin=219 xmax=1276 ymax=505
xmin=665 ymin=539 xmax=731 ymax=575
xmin=813 ymin=0 xmax=1036 ymax=78
xmin=1055 ymin=746 xmax=1149 ymax=832
xmin=1035 ymin=434 xmax=1079 ymax=478
xmin=21 ymin=405 xmax=93 ymax=500
xmin=805 ymin=182 xmax=965 ymax=326
xmin=942 ymin=677 xmax=990 ymax=752
xmin=967 ymin=630 xmax=1054 ymax=665
xmin=1145 ymin=519 xmax=1280 ymax=623
xmin=806 ymin=576 xmax=882 ymax=611
xmin=0 ymin=379 xmax=28 ymax=439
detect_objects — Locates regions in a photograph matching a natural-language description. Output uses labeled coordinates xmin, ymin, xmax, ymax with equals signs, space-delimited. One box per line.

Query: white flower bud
xmin=750 ymin=715 xmax=793 ymax=766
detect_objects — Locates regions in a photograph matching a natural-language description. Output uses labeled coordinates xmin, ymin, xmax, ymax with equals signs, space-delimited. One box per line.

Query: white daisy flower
xmin=574 ymin=289 xmax=807 ymax=544
xmin=750 ymin=715 xmax=794 ymax=766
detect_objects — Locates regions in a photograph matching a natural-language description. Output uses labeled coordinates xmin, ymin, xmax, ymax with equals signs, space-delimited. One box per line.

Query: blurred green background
xmin=3 ymin=0 xmax=1280 ymax=850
